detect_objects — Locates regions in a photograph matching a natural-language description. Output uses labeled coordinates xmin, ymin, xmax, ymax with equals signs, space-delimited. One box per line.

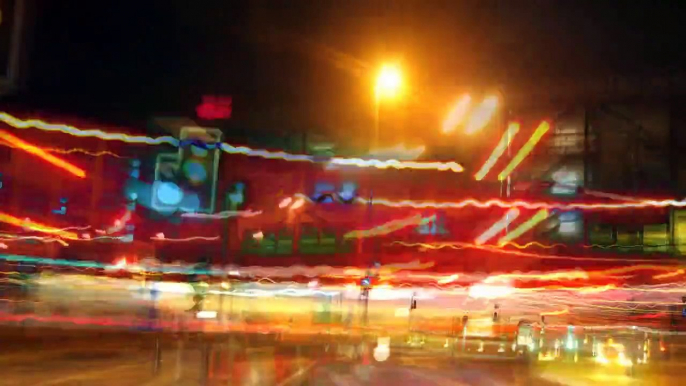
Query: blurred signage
xmin=196 ymin=95 xmax=232 ymax=120
xmin=416 ymin=212 xmax=448 ymax=235
xmin=312 ymin=181 xmax=357 ymax=204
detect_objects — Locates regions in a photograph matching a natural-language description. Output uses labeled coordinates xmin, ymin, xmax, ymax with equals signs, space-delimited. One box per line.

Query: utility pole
xmin=408 ymin=292 xmax=417 ymax=332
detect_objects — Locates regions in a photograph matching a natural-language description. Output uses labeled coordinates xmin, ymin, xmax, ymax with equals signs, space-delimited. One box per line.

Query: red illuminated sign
xmin=196 ymin=96 xmax=232 ymax=120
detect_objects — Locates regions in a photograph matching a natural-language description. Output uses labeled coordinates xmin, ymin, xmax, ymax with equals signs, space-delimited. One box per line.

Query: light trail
xmin=497 ymin=209 xmax=549 ymax=245
xmin=474 ymin=122 xmax=520 ymax=180
xmin=475 ymin=208 xmax=520 ymax=245
xmin=0 ymin=141 xmax=126 ymax=158
xmin=0 ymin=129 xmax=86 ymax=178
xmin=653 ymin=269 xmax=684 ymax=280
xmin=0 ymin=212 xmax=79 ymax=239
xmin=355 ymin=196 xmax=686 ymax=210
xmin=0 ymin=112 xmax=177 ymax=145
xmin=150 ymin=236 xmax=220 ymax=242
xmin=442 ymin=94 xmax=471 ymax=134
xmin=344 ymin=215 xmax=435 ymax=239
xmin=0 ymin=234 xmax=69 ymax=246
xmin=328 ymin=157 xmax=463 ymax=172
xmin=541 ymin=309 xmax=570 ymax=316
xmin=391 ymin=241 xmax=680 ymax=263
xmin=181 ymin=210 xmax=263 ymax=219
xmin=464 ymin=96 xmax=498 ymax=135
xmin=498 ymin=120 xmax=551 ymax=181
xmin=0 ymin=112 xmax=465 ymax=173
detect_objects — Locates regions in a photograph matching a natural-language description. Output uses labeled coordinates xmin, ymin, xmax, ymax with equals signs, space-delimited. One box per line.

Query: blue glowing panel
xmin=338 ymin=182 xmax=357 ymax=203
xmin=313 ymin=182 xmax=336 ymax=203
xmin=313 ymin=182 xmax=357 ymax=204
xmin=52 ymin=197 xmax=68 ymax=215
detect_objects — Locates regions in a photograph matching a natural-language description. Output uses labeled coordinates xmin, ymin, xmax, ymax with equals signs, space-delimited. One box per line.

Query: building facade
xmin=1 ymin=92 xmax=686 ymax=269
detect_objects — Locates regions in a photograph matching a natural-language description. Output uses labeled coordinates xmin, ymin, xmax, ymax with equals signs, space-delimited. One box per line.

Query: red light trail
xmin=0 ymin=129 xmax=86 ymax=178
xmin=0 ymin=212 xmax=79 ymax=239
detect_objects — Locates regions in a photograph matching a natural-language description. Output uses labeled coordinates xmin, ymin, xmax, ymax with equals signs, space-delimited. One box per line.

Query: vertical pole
xmin=200 ymin=340 xmax=211 ymax=386
xmin=90 ymin=141 xmax=105 ymax=225
xmin=153 ymin=335 xmax=162 ymax=375
xmin=175 ymin=338 xmax=184 ymax=382
xmin=362 ymin=288 xmax=369 ymax=326
xmin=219 ymin=284 xmax=225 ymax=324
xmin=583 ymin=107 xmax=592 ymax=247
xmin=222 ymin=193 xmax=230 ymax=266
xmin=373 ymin=95 xmax=380 ymax=153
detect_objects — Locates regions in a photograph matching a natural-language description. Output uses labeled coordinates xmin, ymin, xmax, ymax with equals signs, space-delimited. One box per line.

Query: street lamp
xmin=372 ymin=64 xmax=402 ymax=150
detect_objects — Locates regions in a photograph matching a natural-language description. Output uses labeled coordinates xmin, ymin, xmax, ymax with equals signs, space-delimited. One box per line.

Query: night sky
xmin=15 ymin=0 xmax=686 ymax=137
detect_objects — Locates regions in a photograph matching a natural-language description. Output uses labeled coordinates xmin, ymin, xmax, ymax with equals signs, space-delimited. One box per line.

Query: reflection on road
xmin=0 ymin=273 xmax=685 ymax=385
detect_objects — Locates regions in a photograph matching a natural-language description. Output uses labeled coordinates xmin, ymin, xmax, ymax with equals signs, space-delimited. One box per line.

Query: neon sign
xmin=196 ymin=95 xmax=232 ymax=120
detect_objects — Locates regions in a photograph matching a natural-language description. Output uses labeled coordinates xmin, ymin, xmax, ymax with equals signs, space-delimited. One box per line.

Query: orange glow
xmin=498 ymin=121 xmax=550 ymax=181
xmin=375 ymin=64 xmax=402 ymax=99
xmin=464 ymin=96 xmax=498 ymax=135
xmin=475 ymin=122 xmax=520 ymax=180
xmin=442 ymin=94 xmax=472 ymax=134
xmin=0 ymin=212 xmax=78 ymax=239
xmin=469 ymin=283 xmax=514 ymax=299
xmin=290 ymin=198 xmax=305 ymax=210
xmin=0 ymin=129 xmax=86 ymax=178
xmin=437 ymin=274 xmax=459 ymax=284
xmin=278 ymin=197 xmax=293 ymax=209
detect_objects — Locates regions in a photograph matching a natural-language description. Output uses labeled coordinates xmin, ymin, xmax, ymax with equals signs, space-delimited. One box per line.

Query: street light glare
xmin=376 ymin=64 xmax=402 ymax=99
xmin=464 ymin=96 xmax=498 ymax=135
xmin=442 ymin=94 xmax=472 ymax=134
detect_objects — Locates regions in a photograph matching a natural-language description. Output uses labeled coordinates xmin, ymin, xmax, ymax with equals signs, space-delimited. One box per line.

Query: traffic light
xmin=178 ymin=127 xmax=222 ymax=213
xmin=152 ymin=153 xmax=185 ymax=213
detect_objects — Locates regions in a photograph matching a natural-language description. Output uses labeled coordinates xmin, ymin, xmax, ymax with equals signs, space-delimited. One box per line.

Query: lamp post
xmin=364 ymin=64 xmax=403 ymax=264
xmin=373 ymin=64 xmax=402 ymax=152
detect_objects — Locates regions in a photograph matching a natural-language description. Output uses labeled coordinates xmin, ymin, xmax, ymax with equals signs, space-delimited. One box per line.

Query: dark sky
xmin=18 ymin=0 xmax=686 ymax=137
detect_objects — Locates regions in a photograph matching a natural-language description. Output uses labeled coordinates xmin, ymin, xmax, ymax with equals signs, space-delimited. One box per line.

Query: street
xmin=1 ymin=325 xmax=685 ymax=385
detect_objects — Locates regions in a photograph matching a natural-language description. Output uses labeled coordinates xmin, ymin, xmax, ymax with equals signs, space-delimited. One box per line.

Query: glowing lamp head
xmin=155 ymin=182 xmax=184 ymax=206
xmin=375 ymin=64 xmax=402 ymax=99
